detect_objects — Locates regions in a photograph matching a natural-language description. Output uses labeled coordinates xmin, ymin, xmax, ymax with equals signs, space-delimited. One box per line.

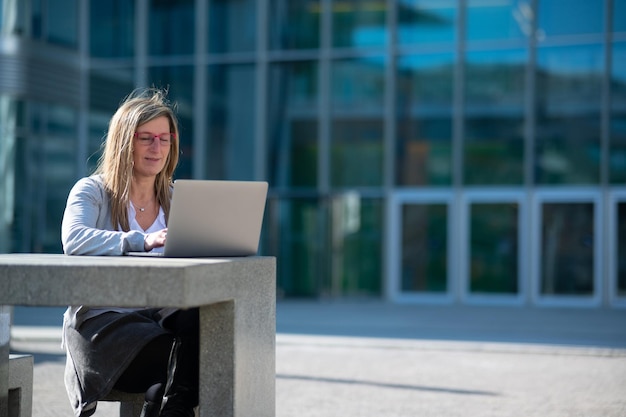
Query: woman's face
xmin=132 ymin=116 xmax=172 ymax=179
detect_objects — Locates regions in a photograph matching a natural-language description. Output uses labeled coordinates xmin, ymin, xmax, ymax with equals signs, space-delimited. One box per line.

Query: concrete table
xmin=0 ymin=253 xmax=276 ymax=417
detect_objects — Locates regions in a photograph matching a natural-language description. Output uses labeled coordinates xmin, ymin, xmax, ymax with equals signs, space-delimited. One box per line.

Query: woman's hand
xmin=144 ymin=228 xmax=168 ymax=251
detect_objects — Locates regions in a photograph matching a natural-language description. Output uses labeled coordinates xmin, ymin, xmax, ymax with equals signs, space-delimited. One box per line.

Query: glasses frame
xmin=133 ymin=131 xmax=176 ymax=146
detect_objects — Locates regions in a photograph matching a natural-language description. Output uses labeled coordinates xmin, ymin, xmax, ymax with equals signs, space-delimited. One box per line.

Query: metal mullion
xmin=193 ymin=0 xmax=207 ymax=179
xmin=255 ymin=0 xmax=269 ymax=181
xmin=134 ymin=0 xmax=148 ymax=87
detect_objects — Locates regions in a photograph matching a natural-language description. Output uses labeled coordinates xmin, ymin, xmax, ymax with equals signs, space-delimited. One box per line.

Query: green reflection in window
xmin=465 ymin=50 xmax=526 ymax=185
xmin=148 ymin=66 xmax=194 ymax=179
xmin=90 ymin=0 xmax=134 ymax=57
xmin=610 ymin=43 xmax=626 ymax=184
xmin=268 ymin=61 xmax=319 ymax=188
xmin=269 ymin=0 xmax=320 ymax=50
xmin=537 ymin=0 xmax=604 ymax=37
xmin=535 ymin=45 xmax=603 ymax=185
xmin=332 ymin=0 xmax=387 ymax=48
xmin=618 ymin=202 xmax=626 ymax=296
xmin=209 ymin=0 xmax=256 ymax=53
xmin=397 ymin=53 xmax=454 ymax=186
xmin=541 ymin=202 xmax=594 ymax=296
xmin=150 ymin=0 xmax=194 ymax=55
xmin=207 ymin=64 xmax=256 ymax=181
xmin=265 ymin=198 xmax=326 ymax=297
xmin=401 ymin=203 xmax=448 ymax=293
xmin=331 ymin=58 xmax=384 ymax=187
xmin=469 ymin=203 xmax=519 ymax=294
xmin=466 ymin=0 xmax=531 ymax=41
xmin=398 ymin=0 xmax=456 ymax=45
xmin=330 ymin=196 xmax=382 ymax=296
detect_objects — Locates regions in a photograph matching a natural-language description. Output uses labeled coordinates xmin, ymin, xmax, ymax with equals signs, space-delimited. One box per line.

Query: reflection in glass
xmin=618 ymin=203 xmax=626 ymax=296
xmin=332 ymin=0 xmax=387 ymax=48
xmin=209 ymin=0 xmax=256 ymax=53
xmin=541 ymin=202 xmax=594 ymax=296
xmin=150 ymin=0 xmax=194 ymax=55
xmin=268 ymin=0 xmax=320 ymax=50
xmin=466 ymin=0 xmax=531 ymax=41
xmin=265 ymin=198 xmax=326 ymax=297
xmin=90 ymin=0 xmax=134 ymax=57
xmin=397 ymin=53 xmax=453 ymax=186
xmin=402 ymin=203 xmax=447 ymax=292
xmin=331 ymin=58 xmax=385 ymax=187
xmin=89 ymin=67 xmax=135 ymax=112
xmin=464 ymin=49 xmax=526 ymax=185
xmin=537 ymin=0 xmax=603 ymax=37
xmin=268 ymin=61 xmax=319 ymax=188
xmin=610 ymin=43 xmax=626 ymax=184
xmin=398 ymin=0 xmax=456 ymax=45
xmin=207 ymin=64 xmax=255 ymax=180
xmin=535 ymin=45 xmax=603 ymax=184
xmin=148 ymin=66 xmax=194 ymax=178
xmin=615 ymin=0 xmax=626 ymax=32
xmin=47 ymin=0 xmax=78 ymax=47
xmin=469 ymin=203 xmax=518 ymax=294
xmin=330 ymin=196 xmax=382 ymax=296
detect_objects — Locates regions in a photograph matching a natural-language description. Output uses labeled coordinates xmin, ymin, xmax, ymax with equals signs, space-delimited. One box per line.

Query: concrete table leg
xmin=1 ymin=310 xmax=10 ymax=417
xmin=198 ymin=289 xmax=275 ymax=416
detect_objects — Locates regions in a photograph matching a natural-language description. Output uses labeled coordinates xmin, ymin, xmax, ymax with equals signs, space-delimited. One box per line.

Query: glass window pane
xmin=464 ymin=49 xmax=526 ymax=185
xmin=469 ymin=203 xmax=519 ymax=294
xmin=90 ymin=0 xmax=134 ymax=57
xmin=618 ymin=202 xmax=626 ymax=297
xmin=89 ymin=67 xmax=135 ymax=112
xmin=331 ymin=58 xmax=385 ymax=187
xmin=330 ymin=196 xmax=382 ymax=296
xmin=537 ymin=0 xmax=604 ymax=37
xmin=209 ymin=0 xmax=256 ymax=53
xmin=541 ymin=202 xmax=594 ymax=296
xmin=397 ymin=53 xmax=453 ymax=186
xmin=268 ymin=0 xmax=320 ymax=50
xmin=610 ymin=42 xmax=626 ymax=184
xmin=264 ymin=198 xmax=326 ymax=297
xmin=268 ymin=61 xmax=319 ymax=188
xmin=207 ymin=64 xmax=256 ymax=180
xmin=47 ymin=0 xmax=78 ymax=48
xmin=150 ymin=0 xmax=194 ymax=55
xmin=401 ymin=203 xmax=448 ymax=293
xmin=535 ymin=45 xmax=603 ymax=184
xmin=332 ymin=0 xmax=387 ymax=48
xmin=148 ymin=66 xmax=194 ymax=179
xmin=398 ymin=0 xmax=456 ymax=45
xmin=466 ymin=0 xmax=531 ymax=41
xmin=615 ymin=0 xmax=626 ymax=32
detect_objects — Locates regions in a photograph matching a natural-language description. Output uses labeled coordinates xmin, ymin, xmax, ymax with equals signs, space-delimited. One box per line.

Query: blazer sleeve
xmin=61 ymin=176 xmax=146 ymax=255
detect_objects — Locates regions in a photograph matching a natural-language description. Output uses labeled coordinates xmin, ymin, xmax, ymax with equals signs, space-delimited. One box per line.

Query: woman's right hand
xmin=144 ymin=228 xmax=168 ymax=251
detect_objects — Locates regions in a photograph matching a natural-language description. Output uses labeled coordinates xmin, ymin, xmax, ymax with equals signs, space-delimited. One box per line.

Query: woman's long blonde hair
xmin=95 ymin=87 xmax=180 ymax=231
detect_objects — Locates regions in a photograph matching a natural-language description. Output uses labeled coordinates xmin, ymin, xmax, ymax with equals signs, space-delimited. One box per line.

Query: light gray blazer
xmin=61 ymin=175 xmax=146 ymax=256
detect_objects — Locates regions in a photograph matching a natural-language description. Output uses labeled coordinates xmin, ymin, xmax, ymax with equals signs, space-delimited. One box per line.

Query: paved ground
xmin=9 ymin=301 xmax=626 ymax=417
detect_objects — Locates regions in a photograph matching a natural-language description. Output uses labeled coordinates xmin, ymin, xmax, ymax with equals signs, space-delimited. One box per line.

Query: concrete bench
xmin=101 ymin=390 xmax=144 ymax=417
xmin=8 ymin=354 xmax=33 ymax=417
xmin=0 ymin=254 xmax=276 ymax=417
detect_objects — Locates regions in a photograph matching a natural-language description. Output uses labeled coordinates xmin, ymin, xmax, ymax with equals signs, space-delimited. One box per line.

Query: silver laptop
xmin=129 ymin=180 xmax=268 ymax=257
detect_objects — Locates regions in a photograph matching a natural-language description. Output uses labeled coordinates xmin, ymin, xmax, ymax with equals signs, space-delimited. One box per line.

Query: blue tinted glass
xmin=333 ymin=0 xmax=387 ymax=48
xmin=209 ymin=0 xmax=256 ymax=53
xmin=90 ymin=0 xmax=134 ymax=57
xmin=466 ymin=0 xmax=531 ymax=41
xmin=611 ymin=42 xmax=626 ymax=183
xmin=269 ymin=0 xmax=320 ymax=50
xmin=615 ymin=0 xmax=626 ymax=32
xmin=207 ymin=64 xmax=256 ymax=180
xmin=47 ymin=0 xmax=78 ymax=48
xmin=538 ymin=0 xmax=604 ymax=37
xmin=398 ymin=0 xmax=456 ymax=45
xmin=150 ymin=0 xmax=194 ymax=55
xmin=147 ymin=66 xmax=194 ymax=178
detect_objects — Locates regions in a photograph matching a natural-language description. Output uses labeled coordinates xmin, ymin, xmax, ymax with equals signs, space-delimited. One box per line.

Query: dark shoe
xmin=160 ymin=338 xmax=197 ymax=417
xmin=160 ymin=395 xmax=195 ymax=417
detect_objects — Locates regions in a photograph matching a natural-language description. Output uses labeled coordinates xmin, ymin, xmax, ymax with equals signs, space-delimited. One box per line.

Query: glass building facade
xmin=1 ymin=0 xmax=625 ymax=307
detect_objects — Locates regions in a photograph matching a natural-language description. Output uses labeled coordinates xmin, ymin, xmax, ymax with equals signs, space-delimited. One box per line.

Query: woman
xmin=61 ymin=88 xmax=198 ymax=417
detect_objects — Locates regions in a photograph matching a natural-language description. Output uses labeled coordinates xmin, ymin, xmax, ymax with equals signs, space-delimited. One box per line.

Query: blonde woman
xmin=61 ymin=88 xmax=198 ymax=417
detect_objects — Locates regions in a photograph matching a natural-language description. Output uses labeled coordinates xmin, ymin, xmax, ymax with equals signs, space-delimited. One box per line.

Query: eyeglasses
xmin=134 ymin=132 xmax=176 ymax=146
